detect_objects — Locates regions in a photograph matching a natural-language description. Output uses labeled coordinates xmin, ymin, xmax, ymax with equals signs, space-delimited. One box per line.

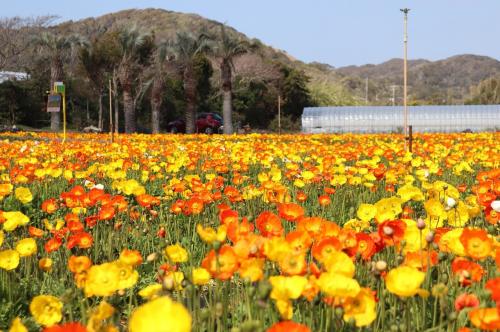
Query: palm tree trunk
xmin=50 ymin=56 xmax=63 ymax=132
xmin=113 ymin=73 xmax=119 ymax=133
xmin=151 ymin=78 xmax=163 ymax=134
xmin=123 ymin=88 xmax=135 ymax=133
xmin=221 ymin=60 xmax=233 ymax=134
xmin=184 ymin=65 xmax=197 ymax=134
xmin=98 ymin=92 xmax=103 ymax=130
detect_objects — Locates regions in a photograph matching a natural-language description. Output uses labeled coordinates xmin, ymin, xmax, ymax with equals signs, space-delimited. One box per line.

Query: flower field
xmin=0 ymin=131 xmax=499 ymax=332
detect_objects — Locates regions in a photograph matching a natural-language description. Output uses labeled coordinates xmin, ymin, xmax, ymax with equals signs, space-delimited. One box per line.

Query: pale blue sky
xmin=3 ymin=0 xmax=500 ymax=67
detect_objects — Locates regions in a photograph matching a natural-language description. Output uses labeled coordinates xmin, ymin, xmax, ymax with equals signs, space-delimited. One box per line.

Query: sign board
xmin=54 ymin=82 xmax=65 ymax=94
xmin=47 ymin=94 xmax=61 ymax=113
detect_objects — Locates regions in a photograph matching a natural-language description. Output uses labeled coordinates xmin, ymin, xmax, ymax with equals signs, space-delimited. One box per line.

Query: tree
xmin=170 ymin=32 xmax=212 ymax=133
xmin=79 ymin=27 xmax=114 ymax=130
xmin=279 ymin=65 xmax=312 ymax=120
xmin=150 ymin=42 xmax=175 ymax=134
xmin=0 ymin=16 xmax=55 ymax=70
xmin=466 ymin=77 xmax=500 ymax=104
xmin=116 ymin=27 xmax=154 ymax=133
xmin=213 ymin=25 xmax=252 ymax=134
xmin=33 ymin=32 xmax=83 ymax=131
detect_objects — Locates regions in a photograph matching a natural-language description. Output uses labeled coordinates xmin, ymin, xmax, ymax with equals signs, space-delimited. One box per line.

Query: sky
xmin=3 ymin=0 xmax=500 ymax=67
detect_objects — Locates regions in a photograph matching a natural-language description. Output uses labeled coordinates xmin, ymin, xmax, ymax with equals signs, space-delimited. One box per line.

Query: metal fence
xmin=301 ymin=105 xmax=500 ymax=133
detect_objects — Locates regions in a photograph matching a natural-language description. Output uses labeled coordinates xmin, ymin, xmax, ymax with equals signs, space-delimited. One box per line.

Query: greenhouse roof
xmin=302 ymin=105 xmax=500 ymax=133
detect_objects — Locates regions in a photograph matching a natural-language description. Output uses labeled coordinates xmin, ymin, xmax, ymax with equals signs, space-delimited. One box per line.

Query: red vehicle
xmin=166 ymin=112 xmax=223 ymax=134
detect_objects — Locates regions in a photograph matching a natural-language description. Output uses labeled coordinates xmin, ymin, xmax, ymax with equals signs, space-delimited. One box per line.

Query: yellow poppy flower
xmin=29 ymin=295 xmax=63 ymax=327
xmin=129 ymin=296 xmax=191 ymax=332
xmin=0 ymin=249 xmax=20 ymax=270
xmin=14 ymin=187 xmax=33 ymax=204
xmin=165 ymin=243 xmax=188 ymax=263
xmin=385 ymin=266 xmax=425 ymax=298
xmin=15 ymin=238 xmax=37 ymax=257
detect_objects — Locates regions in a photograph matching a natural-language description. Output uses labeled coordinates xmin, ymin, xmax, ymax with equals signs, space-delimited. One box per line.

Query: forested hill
xmin=333 ymin=55 xmax=500 ymax=104
xmin=42 ymin=9 xmax=500 ymax=105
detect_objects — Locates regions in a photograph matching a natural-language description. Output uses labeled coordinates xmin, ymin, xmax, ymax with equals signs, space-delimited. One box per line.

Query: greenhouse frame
xmin=301 ymin=105 xmax=500 ymax=133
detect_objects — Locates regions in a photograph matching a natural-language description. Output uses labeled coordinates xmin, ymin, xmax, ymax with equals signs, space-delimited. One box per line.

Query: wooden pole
xmin=401 ymin=8 xmax=410 ymax=151
xmin=109 ymin=79 xmax=114 ymax=143
xmin=409 ymin=125 xmax=413 ymax=153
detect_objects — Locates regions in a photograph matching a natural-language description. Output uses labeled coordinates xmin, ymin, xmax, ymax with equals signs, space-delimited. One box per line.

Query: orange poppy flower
xmin=318 ymin=195 xmax=331 ymax=207
xmin=68 ymin=255 xmax=92 ymax=274
xmin=279 ymin=252 xmax=307 ymax=276
xmin=286 ymin=230 xmax=313 ymax=254
xmin=170 ymin=200 xmax=184 ymax=214
xmin=184 ymin=197 xmax=204 ymax=215
xmin=311 ymin=237 xmax=342 ymax=262
xmin=67 ymin=232 xmax=93 ymax=249
xmin=267 ymin=321 xmax=311 ymax=332
xmin=296 ymin=217 xmax=325 ymax=239
xmin=403 ymin=250 xmax=438 ymax=271
xmin=28 ymin=226 xmax=44 ymax=238
xmin=296 ymin=191 xmax=307 ymax=202
xmin=278 ymin=203 xmax=305 ymax=222
xmin=98 ymin=205 xmax=116 ymax=221
xmin=451 ymin=257 xmax=484 ymax=286
xmin=352 ymin=233 xmax=377 ymax=261
xmin=44 ymin=237 xmax=63 ymax=253
xmin=486 ymin=277 xmax=500 ymax=302
xmin=220 ymin=209 xmax=239 ymax=226
xmin=469 ymin=308 xmax=500 ymax=331
xmin=111 ymin=195 xmax=128 ymax=212
xmin=454 ymin=293 xmax=480 ymax=311
xmin=201 ymin=246 xmax=239 ymax=280
xmin=84 ymin=215 xmax=99 ymax=228
xmin=136 ymin=194 xmax=160 ymax=208
xmin=41 ymin=198 xmax=59 ymax=214
xmin=460 ymin=228 xmax=493 ymax=260
xmin=227 ymin=218 xmax=254 ymax=243
xmin=256 ymin=211 xmax=283 ymax=238
xmin=119 ymin=249 xmax=143 ymax=267
xmin=486 ymin=208 xmax=499 ymax=225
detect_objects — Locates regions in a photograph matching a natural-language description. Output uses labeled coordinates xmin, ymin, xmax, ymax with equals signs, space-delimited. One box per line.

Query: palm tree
xmin=214 ymin=25 xmax=252 ymax=134
xmin=170 ymin=32 xmax=212 ymax=134
xmin=116 ymin=27 xmax=153 ymax=133
xmin=79 ymin=28 xmax=109 ymax=130
xmin=34 ymin=32 xmax=82 ymax=131
xmin=150 ymin=42 xmax=175 ymax=134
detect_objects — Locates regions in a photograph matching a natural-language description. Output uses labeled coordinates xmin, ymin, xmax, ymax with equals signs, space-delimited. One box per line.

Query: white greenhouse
xmin=301 ymin=105 xmax=500 ymax=133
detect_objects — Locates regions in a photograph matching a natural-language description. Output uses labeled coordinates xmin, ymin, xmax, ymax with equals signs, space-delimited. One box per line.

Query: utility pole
xmin=400 ymin=8 xmax=410 ymax=151
xmin=390 ymin=85 xmax=398 ymax=106
xmin=365 ymin=77 xmax=369 ymax=105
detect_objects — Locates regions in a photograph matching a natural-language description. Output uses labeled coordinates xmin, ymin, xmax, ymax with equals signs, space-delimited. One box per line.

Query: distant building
xmin=0 ymin=71 xmax=29 ymax=84
xmin=302 ymin=105 xmax=500 ymax=133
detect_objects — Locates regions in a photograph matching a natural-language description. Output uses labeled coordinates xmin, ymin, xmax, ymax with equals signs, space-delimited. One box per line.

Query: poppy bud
xmin=375 ymin=260 xmax=387 ymax=272
xmin=215 ymin=302 xmax=224 ymax=317
xmin=425 ymin=232 xmax=435 ymax=243
xmin=417 ymin=218 xmax=426 ymax=230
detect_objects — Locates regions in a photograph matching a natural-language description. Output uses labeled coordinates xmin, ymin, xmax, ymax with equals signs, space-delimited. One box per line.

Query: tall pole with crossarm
xmin=401 ymin=8 xmax=410 ymax=151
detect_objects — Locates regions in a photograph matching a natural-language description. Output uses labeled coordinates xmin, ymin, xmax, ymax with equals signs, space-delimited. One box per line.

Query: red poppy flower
xmin=43 ymin=322 xmax=87 ymax=332
xmin=377 ymin=220 xmax=406 ymax=246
